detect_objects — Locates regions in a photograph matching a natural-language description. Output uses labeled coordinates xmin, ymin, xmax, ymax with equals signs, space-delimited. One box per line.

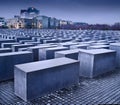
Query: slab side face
xmin=26 ymin=62 xmax=79 ymax=101
xmin=15 ymin=59 xmax=79 ymax=101
xmin=70 ymin=45 xmax=88 ymax=49
xmin=0 ymin=52 xmax=33 ymax=81
xmin=39 ymin=49 xmax=47 ymax=60
xmin=14 ymin=67 xmax=27 ymax=101
xmin=0 ymin=48 xmax=12 ymax=53
xmin=12 ymin=44 xmax=34 ymax=52
xmin=93 ymin=52 xmax=116 ymax=77
xmin=78 ymin=52 xmax=94 ymax=78
xmin=55 ymin=52 xmax=79 ymax=60
xmin=55 ymin=53 xmax=65 ymax=58
xmin=110 ymin=45 xmax=120 ymax=68
xmin=46 ymin=47 xmax=69 ymax=59
xmin=38 ymin=45 xmax=58 ymax=61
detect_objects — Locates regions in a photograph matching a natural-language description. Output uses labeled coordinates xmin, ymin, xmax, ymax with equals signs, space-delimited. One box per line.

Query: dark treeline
xmin=60 ymin=23 xmax=120 ymax=30
xmin=1 ymin=22 xmax=120 ymax=30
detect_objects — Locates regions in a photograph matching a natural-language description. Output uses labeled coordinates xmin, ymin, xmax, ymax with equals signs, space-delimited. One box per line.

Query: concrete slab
xmin=12 ymin=44 xmax=34 ymax=52
xmin=55 ymin=49 xmax=80 ymax=60
xmin=28 ymin=45 xmax=58 ymax=61
xmin=0 ymin=51 xmax=33 ymax=81
xmin=1 ymin=43 xmax=19 ymax=48
xmin=78 ymin=49 xmax=116 ymax=78
xmin=110 ymin=43 xmax=120 ymax=68
xmin=0 ymin=48 xmax=12 ymax=53
xmin=0 ymin=39 xmax=15 ymax=48
xmin=14 ymin=57 xmax=79 ymax=101
xmin=70 ymin=44 xmax=89 ymax=49
xmin=87 ymin=45 xmax=109 ymax=49
xmin=39 ymin=46 xmax=69 ymax=60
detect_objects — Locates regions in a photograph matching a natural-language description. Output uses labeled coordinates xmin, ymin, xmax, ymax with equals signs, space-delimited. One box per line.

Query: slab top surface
xmin=15 ymin=57 xmax=79 ymax=73
xmin=0 ymin=48 xmax=11 ymax=50
xmin=0 ymin=39 xmax=15 ymax=41
xmin=56 ymin=49 xmax=80 ymax=54
xmin=73 ymin=44 xmax=89 ymax=47
xmin=110 ymin=43 xmax=120 ymax=46
xmin=60 ymin=42 xmax=78 ymax=46
xmin=2 ymin=43 xmax=19 ymax=44
xmin=0 ymin=51 xmax=32 ymax=56
xmin=79 ymin=49 xmax=116 ymax=55
xmin=45 ymin=46 xmax=68 ymax=50
xmin=89 ymin=45 xmax=109 ymax=48
xmin=12 ymin=44 xmax=33 ymax=47
xmin=28 ymin=45 xmax=57 ymax=49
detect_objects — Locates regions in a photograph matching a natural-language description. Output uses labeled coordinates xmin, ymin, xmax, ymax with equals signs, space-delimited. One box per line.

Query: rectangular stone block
xmin=12 ymin=44 xmax=34 ymax=52
xmin=14 ymin=57 xmax=79 ymax=101
xmin=110 ymin=43 xmax=120 ymax=68
xmin=60 ymin=42 xmax=78 ymax=49
xmin=0 ymin=48 xmax=12 ymax=53
xmin=19 ymin=40 xmax=34 ymax=44
xmin=59 ymin=39 xmax=72 ymax=42
xmin=18 ymin=48 xmax=28 ymax=51
xmin=0 ymin=51 xmax=33 ymax=81
xmin=39 ymin=46 xmax=69 ymax=60
xmin=78 ymin=49 xmax=116 ymax=78
xmin=55 ymin=49 xmax=80 ymax=60
xmin=70 ymin=44 xmax=89 ymax=49
xmin=91 ymin=42 xmax=109 ymax=46
xmin=0 ymin=39 xmax=15 ymax=48
xmin=1 ymin=43 xmax=19 ymax=48
xmin=28 ymin=45 xmax=58 ymax=61
xmin=43 ymin=39 xmax=58 ymax=44
xmin=25 ymin=42 xmax=41 ymax=46
xmin=87 ymin=45 xmax=109 ymax=50
xmin=39 ymin=38 xmax=51 ymax=44
xmin=15 ymin=37 xmax=31 ymax=42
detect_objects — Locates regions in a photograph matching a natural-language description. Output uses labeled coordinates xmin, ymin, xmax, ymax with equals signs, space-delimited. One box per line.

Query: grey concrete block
xmin=0 ymin=51 xmax=33 ymax=81
xmin=0 ymin=39 xmax=15 ymax=48
xmin=28 ymin=45 xmax=58 ymax=61
xmin=60 ymin=42 xmax=78 ymax=49
xmin=15 ymin=37 xmax=31 ymax=42
xmin=1 ymin=43 xmax=19 ymax=48
xmin=58 ymin=39 xmax=72 ymax=42
xmin=14 ymin=57 xmax=79 ymax=101
xmin=91 ymin=42 xmax=109 ymax=46
xmin=39 ymin=46 xmax=69 ymax=60
xmin=110 ymin=43 xmax=120 ymax=68
xmin=18 ymin=48 xmax=29 ymax=51
xmin=0 ymin=48 xmax=12 ymax=53
xmin=70 ymin=44 xmax=89 ymax=49
xmin=12 ymin=44 xmax=34 ymax=52
xmin=19 ymin=40 xmax=34 ymax=44
xmin=43 ymin=39 xmax=58 ymax=44
xmin=87 ymin=45 xmax=109 ymax=50
xmin=78 ymin=49 xmax=116 ymax=78
xmin=25 ymin=42 xmax=41 ymax=46
xmin=55 ymin=49 xmax=80 ymax=60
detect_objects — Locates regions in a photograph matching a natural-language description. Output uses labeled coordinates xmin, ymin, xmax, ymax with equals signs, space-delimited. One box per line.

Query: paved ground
xmin=0 ymin=69 xmax=120 ymax=105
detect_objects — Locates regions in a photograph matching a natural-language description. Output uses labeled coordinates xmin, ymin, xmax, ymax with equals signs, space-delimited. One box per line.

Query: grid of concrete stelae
xmin=0 ymin=69 xmax=120 ymax=104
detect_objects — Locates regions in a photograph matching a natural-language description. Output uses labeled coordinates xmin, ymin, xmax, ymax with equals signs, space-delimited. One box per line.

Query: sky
xmin=0 ymin=0 xmax=120 ymax=24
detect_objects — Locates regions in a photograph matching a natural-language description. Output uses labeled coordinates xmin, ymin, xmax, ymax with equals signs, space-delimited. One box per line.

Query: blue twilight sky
xmin=0 ymin=0 xmax=120 ymax=24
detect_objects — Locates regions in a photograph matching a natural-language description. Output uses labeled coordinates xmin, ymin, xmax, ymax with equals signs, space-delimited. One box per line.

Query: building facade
xmin=0 ymin=17 xmax=7 ymax=28
xmin=7 ymin=16 xmax=41 ymax=29
xmin=36 ymin=16 xmax=49 ymax=29
xmin=20 ymin=7 xmax=40 ymax=19
xmin=6 ymin=7 xmax=73 ymax=29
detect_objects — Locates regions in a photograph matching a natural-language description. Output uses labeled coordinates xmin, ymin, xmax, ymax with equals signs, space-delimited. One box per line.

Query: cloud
xmin=0 ymin=0 xmax=120 ymax=24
